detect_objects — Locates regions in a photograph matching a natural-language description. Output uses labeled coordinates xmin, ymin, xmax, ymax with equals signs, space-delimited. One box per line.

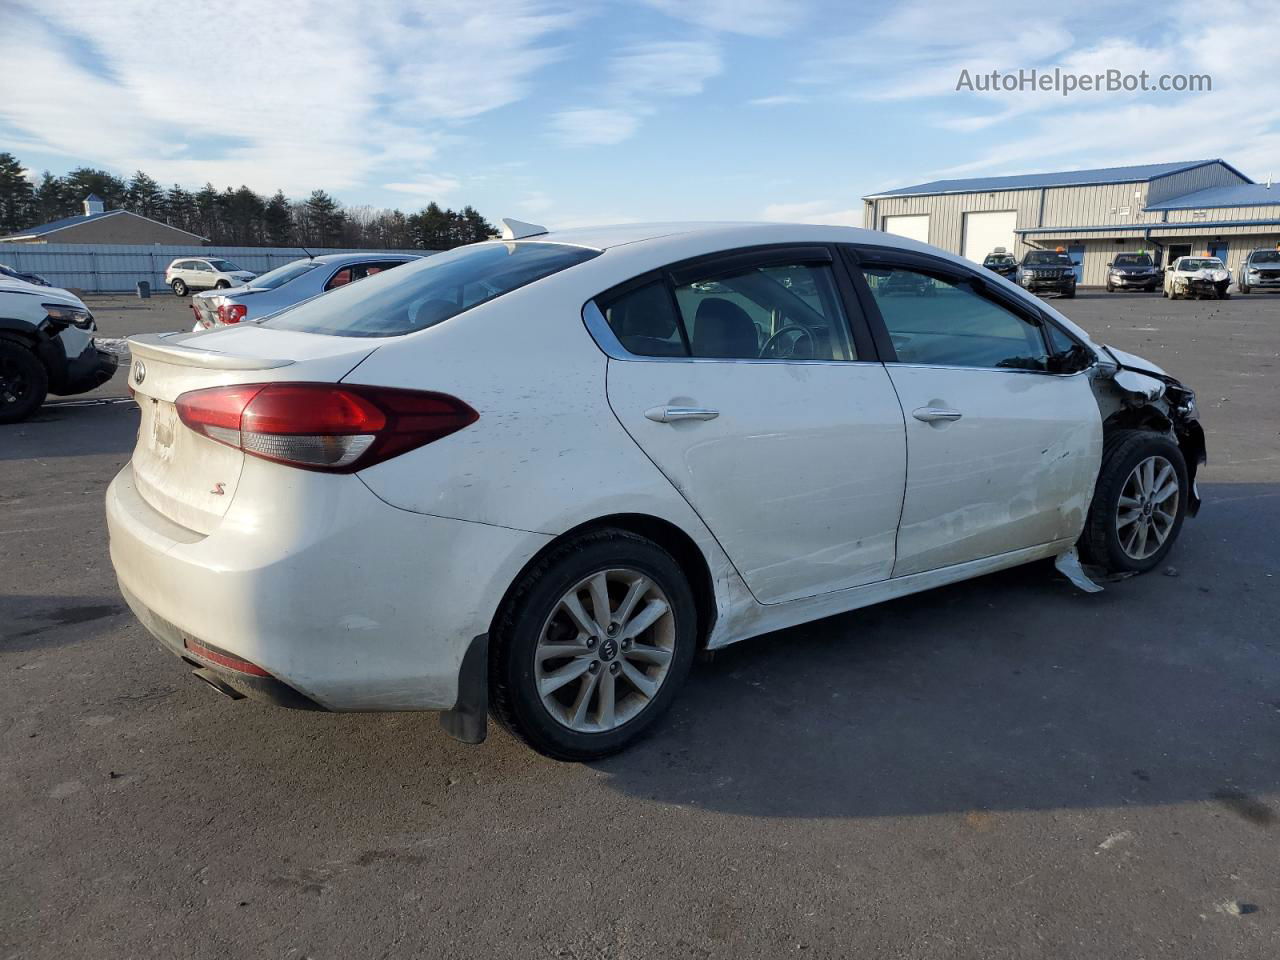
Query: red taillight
xmin=184 ymin=637 xmax=270 ymax=677
xmin=175 ymin=383 xmax=478 ymax=473
xmin=217 ymin=303 xmax=248 ymax=324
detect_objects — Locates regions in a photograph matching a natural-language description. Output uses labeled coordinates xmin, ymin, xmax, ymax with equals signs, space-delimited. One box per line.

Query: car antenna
xmin=300 ymin=246 xmax=315 ymax=259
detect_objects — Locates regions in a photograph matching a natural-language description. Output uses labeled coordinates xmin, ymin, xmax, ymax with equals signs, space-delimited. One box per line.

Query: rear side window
xmin=597 ymin=260 xmax=856 ymax=361
xmin=265 ymin=243 xmax=599 ymax=338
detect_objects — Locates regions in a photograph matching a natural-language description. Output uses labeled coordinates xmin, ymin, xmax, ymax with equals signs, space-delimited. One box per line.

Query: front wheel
xmin=0 ymin=340 xmax=50 ymax=424
xmin=1080 ymin=430 xmax=1188 ymax=574
xmin=490 ymin=529 xmax=697 ymax=760
xmin=1105 ymin=282 xmax=1114 ymax=293
xmin=1239 ymin=284 xmax=1250 ymax=295
xmin=171 ymin=279 xmax=188 ymax=296
xmin=215 ymin=280 xmax=230 ymax=289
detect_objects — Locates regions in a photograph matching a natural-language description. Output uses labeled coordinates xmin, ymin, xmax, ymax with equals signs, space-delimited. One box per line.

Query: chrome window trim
xmin=882 ymin=360 xmax=1093 ymax=378
xmin=581 ymin=301 xmax=880 ymax=366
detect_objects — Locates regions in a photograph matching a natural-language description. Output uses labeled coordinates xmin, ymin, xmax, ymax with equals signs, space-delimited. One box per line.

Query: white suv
xmin=0 ymin=277 xmax=117 ymax=422
xmin=164 ymin=257 xmax=257 ymax=296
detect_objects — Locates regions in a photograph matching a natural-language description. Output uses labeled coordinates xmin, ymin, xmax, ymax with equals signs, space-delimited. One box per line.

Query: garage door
xmin=962 ymin=211 xmax=1017 ymax=263
xmin=883 ymin=214 xmax=930 ymax=245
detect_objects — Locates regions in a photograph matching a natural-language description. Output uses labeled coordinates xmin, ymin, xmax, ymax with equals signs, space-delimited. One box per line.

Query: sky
xmin=1 ymin=0 xmax=1278 ymax=228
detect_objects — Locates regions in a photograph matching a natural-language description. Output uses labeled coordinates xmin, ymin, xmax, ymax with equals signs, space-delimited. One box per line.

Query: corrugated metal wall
xmin=0 ymin=243 xmax=431 ymax=292
xmin=1146 ymin=163 xmax=1249 ymax=205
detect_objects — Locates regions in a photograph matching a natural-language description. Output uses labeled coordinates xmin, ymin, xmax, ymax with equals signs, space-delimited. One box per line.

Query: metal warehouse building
xmin=863 ymin=159 xmax=1280 ymax=286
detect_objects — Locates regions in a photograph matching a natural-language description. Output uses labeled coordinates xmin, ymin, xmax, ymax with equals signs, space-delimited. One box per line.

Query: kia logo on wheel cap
xmin=132 ymin=360 xmax=146 ymax=385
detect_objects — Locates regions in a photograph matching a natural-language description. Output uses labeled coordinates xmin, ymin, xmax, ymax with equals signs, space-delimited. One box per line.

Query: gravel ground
xmin=3 ymin=290 xmax=1279 ymax=959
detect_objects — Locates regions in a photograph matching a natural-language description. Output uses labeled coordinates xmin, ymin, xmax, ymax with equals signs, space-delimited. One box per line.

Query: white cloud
xmin=608 ymin=41 xmax=722 ymax=98
xmin=550 ymin=108 xmax=642 ymax=147
xmin=643 ymin=0 xmax=809 ymax=38
xmin=549 ymin=40 xmax=721 ymax=147
xmin=749 ymin=94 xmax=807 ymax=107
xmin=761 ymin=200 xmax=863 ymax=227
xmin=0 ymin=0 xmax=573 ymax=196
xmin=384 ymin=175 xmax=462 ymax=197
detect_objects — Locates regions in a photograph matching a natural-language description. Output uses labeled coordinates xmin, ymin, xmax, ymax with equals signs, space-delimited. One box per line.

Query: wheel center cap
xmin=1143 ymin=502 xmax=1154 ymax=517
xmin=599 ymin=638 xmax=619 ymax=662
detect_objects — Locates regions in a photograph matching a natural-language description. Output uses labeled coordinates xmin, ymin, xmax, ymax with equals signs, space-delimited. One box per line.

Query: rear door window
xmin=264 ymin=243 xmax=598 ymax=338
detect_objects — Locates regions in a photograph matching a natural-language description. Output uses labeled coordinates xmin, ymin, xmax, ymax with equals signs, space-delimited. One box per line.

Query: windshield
xmin=1250 ymin=251 xmax=1280 ymax=264
xmin=1113 ymin=254 xmax=1153 ymax=266
xmin=251 ymin=260 xmax=321 ymax=290
xmin=984 ymin=255 xmax=1015 ymax=265
xmin=1025 ymin=252 xmax=1072 ymax=265
xmin=263 ymin=242 xmax=600 ymax=338
xmin=207 ymin=259 xmax=242 ymax=272
xmin=1180 ymin=259 xmax=1223 ymax=271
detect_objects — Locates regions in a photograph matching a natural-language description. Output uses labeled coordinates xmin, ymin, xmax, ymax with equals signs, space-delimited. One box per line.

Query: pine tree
xmin=460 ymin=205 xmax=496 ymax=244
xmin=165 ymin=184 xmax=197 ymax=234
xmin=303 ymin=190 xmax=343 ymax=246
xmin=125 ymin=170 xmax=165 ymax=218
xmin=0 ymin=152 xmax=34 ymax=235
xmin=33 ymin=172 xmax=71 ymax=221
xmin=194 ymin=183 xmax=221 ymax=241
xmin=62 ymin=167 xmax=127 ymax=208
xmin=263 ymin=190 xmax=292 ymax=245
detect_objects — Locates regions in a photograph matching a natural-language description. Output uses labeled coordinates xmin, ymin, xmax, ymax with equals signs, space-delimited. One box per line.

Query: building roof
xmin=865 ymin=159 xmax=1250 ymax=199
xmin=1144 ymin=183 xmax=1280 ymax=210
xmin=1 ymin=208 xmax=208 ymax=242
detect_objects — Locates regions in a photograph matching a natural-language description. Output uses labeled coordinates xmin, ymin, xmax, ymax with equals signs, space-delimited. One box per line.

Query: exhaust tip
xmin=192 ymin=667 xmax=246 ymax=700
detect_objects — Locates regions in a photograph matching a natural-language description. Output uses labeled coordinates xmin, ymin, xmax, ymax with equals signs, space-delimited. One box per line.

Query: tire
xmin=1105 ymin=282 xmax=1114 ymax=293
xmin=1079 ymin=430 xmax=1188 ymax=575
xmin=490 ymin=529 xmax=697 ymax=761
xmin=0 ymin=340 xmax=50 ymax=424
xmin=171 ymin=279 xmax=188 ymax=296
xmin=1061 ymin=287 xmax=1076 ymax=299
xmin=215 ymin=280 xmax=230 ymax=289
xmin=1239 ymin=284 xmax=1250 ymax=295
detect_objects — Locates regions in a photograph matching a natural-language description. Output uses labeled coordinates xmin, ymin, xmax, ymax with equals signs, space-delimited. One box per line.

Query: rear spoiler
xmin=127 ymin=333 xmax=294 ymax=371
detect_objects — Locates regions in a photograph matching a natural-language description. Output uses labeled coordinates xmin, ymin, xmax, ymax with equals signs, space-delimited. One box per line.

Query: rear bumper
xmin=106 ymin=463 xmax=551 ymax=711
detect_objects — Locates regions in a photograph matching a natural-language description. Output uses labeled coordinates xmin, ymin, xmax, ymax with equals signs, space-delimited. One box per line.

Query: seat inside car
xmin=692 ymin=297 xmax=759 ymax=358
xmin=610 ymin=284 xmax=686 ymax=356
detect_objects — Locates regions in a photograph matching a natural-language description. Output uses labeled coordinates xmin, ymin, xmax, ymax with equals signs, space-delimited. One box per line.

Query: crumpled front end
xmin=1090 ymin=346 xmax=1206 ymax=516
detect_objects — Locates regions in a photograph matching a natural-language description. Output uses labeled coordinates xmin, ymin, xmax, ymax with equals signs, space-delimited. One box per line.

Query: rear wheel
xmin=490 ymin=529 xmax=697 ymax=760
xmin=171 ymin=279 xmax=188 ymax=296
xmin=1080 ymin=430 xmax=1187 ymax=574
xmin=215 ymin=280 xmax=230 ymax=289
xmin=0 ymin=340 xmax=49 ymax=424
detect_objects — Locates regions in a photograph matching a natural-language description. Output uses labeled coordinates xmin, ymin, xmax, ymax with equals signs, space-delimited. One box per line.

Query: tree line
xmin=0 ymin=152 xmax=496 ymax=250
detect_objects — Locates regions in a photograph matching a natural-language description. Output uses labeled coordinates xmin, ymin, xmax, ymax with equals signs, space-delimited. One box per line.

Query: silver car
xmin=189 ymin=253 xmax=422 ymax=330
xmin=165 ymin=257 xmax=257 ymax=296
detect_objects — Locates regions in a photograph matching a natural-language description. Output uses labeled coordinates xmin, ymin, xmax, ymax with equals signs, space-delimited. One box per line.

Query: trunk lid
xmin=127 ymin=328 xmax=376 ymax=534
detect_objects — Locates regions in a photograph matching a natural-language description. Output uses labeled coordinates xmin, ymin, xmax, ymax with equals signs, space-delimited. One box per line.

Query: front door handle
xmin=912 ymin=406 xmax=963 ymax=423
xmin=645 ymin=405 xmax=720 ymax=423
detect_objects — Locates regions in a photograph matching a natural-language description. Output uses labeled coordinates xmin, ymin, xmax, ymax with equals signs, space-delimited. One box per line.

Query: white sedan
xmin=107 ymin=221 xmax=1206 ymax=759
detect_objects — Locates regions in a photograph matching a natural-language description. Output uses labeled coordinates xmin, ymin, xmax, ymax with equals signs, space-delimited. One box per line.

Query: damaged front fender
xmin=1090 ymin=345 xmax=1206 ymax=517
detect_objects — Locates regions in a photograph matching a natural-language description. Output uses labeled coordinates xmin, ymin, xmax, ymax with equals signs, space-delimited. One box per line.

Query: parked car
xmin=1237 ymin=249 xmax=1280 ymax=294
xmin=189 ymin=253 xmax=422 ymax=330
xmin=0 ymin=276 xmax=117 ymax=423
xmin=1105 ymin=252 xmax=1160 ymax=292
xmin=1162 ymin=256 xmax=1230 ymax=300
xmin=0 ymin=262 xmax=52 ymax=286
xmin=165 ymin=257 xmax=257 ymax=296
xmin=1017 ymin=249 xmax=1077 ymax=298
xmin=982 ymin=248 xmax=1018 ymax=279
xmin=108 ymin=221 xmax=1205 ymax=760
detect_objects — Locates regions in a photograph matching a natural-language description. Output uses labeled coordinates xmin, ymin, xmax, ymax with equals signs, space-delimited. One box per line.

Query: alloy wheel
xmin=1116 ymin=455 xmax=1179 ymax=560
xmin=534 ymin=568 xmax=676 ymax=733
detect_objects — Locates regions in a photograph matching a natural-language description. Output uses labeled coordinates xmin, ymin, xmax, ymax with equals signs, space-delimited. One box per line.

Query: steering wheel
xmin=760 ymin=324 xmax=816 ymax=359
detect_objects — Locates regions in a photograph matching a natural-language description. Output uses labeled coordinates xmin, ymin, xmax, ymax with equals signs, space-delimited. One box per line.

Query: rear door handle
xmin=912 ymin=406 xmax=963 ymax=423
xmin=645 ymin=405 xmax=720 ymax=423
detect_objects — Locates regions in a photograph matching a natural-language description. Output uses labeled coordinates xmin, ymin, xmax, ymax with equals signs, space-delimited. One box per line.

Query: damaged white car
xmin=107 ymin=222 xmax=1205 ymax=760
xmin=1163 ymin=255 xmax=1231 ymax=300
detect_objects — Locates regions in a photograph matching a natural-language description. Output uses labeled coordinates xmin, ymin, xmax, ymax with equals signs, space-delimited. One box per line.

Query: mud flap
xmin=439 ymin=633 xmax=488 ymax=744
xmin=1054 ymin=547 xmax=1104 ymax=594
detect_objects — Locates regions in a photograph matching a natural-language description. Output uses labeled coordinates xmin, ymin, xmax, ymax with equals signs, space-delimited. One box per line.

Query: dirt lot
xmin=3 ymin=291 xmax=1279 ymax=958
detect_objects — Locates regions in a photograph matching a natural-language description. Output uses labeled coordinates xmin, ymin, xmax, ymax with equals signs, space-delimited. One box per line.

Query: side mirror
xmin=1072 ymin=260 xmax=1081 ymax=266
xmin=1106 ymin=261 xmax=1113 ymax=267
